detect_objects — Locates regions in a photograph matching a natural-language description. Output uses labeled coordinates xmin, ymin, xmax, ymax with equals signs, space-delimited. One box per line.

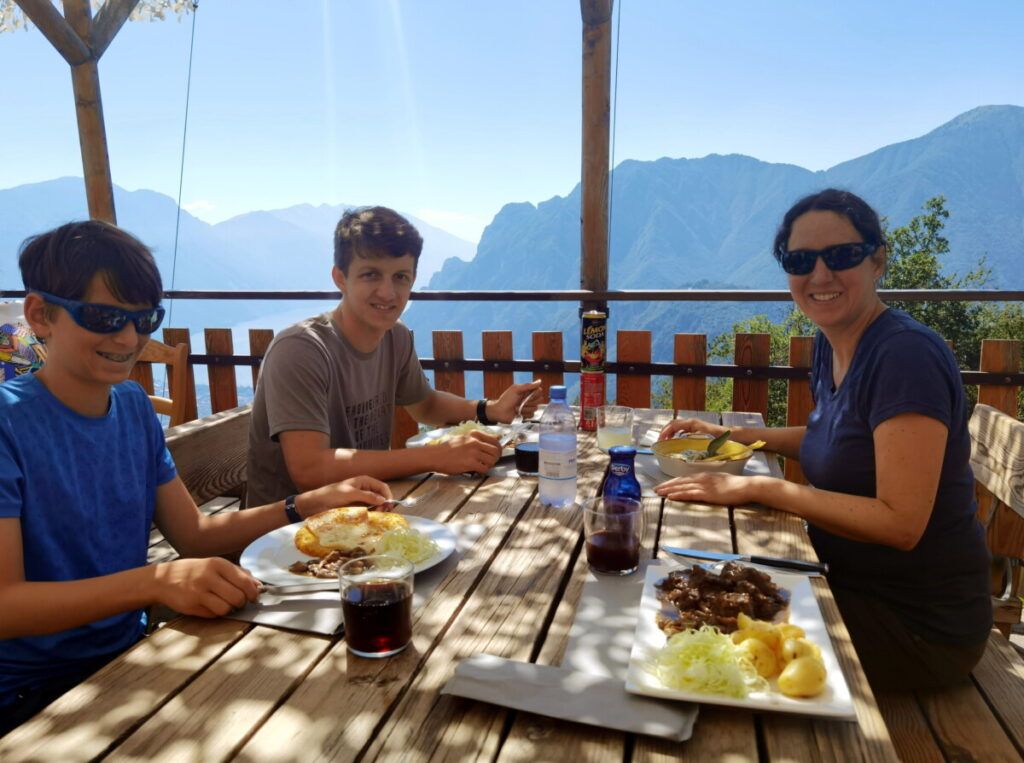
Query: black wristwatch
xmin=283 ymin=494 xmax=301 ymax=524
xmin=476 ymin=398 xmax=493 ymax=426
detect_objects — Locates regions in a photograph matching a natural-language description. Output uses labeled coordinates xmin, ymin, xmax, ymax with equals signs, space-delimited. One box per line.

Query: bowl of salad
xmin=651 ymin=434 xmax=753 ymax=478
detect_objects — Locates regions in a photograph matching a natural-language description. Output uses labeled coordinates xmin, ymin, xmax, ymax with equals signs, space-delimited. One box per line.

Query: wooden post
xmin=672 ymin=334 xmax=707 ymax=412
xmin=15 ymin=0 xmax=143 ymax=224
xmin=162 ymin=327 xmax=198 ymax=423
xmin=979 ymin=339 xmax=1021 ymax=417
xmin=532 ymin=331 xmax=565 ymax=397
xmin=785 ymin=336 xmax=814 ymax=484
xmin=482 ymin=331 xmax=514 ymax=400
xmin=248 ymin=329 xmax=275 ymax=389
xmin=616 ymin=330 xmax=651 ymax=407
xmin=579 ymin=0 xmax=612 ymax=310
xmin=732 ymin=333 xmax=770 ymax=420
xmin=62 ymin=0 xmax=117 ymax=223
xmin=204 ymin=329 xmax=238 ymax=414
xmin=433 ymin=330 xmax=466 ymax=397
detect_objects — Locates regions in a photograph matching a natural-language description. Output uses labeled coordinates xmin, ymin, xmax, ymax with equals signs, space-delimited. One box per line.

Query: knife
xmin=258 ymin=581 xmax=339 ymax=595
xmin=660 ymin=545 xmax=828 ymax=575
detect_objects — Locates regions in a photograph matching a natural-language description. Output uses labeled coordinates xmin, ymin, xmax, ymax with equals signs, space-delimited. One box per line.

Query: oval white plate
xmin=240 ymin=515 xmax=457 ymax=586
xmin=406 ymin=425 xmax=514 ymax=458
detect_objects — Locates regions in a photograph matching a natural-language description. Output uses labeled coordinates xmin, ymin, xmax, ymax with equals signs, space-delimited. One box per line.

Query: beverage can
xmin=580 ymin=371 xmax=605 ymax=431
xmin=581 ymin=310 xmax=607 ymax=372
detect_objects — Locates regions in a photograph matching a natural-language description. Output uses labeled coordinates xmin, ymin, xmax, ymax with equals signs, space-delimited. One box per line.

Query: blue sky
xmin=2 ymin=0 xmax=1022 ymax=241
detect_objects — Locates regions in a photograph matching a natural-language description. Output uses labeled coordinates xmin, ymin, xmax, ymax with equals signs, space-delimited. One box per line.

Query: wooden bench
xmin=147 ymin=404 xmax=252 ymax=564
xmin=969 ymin=403 xmax=1024 ymax=635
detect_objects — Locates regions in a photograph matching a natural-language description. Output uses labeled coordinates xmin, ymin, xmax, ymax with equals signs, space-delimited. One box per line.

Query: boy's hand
xmin=301 ymin=476 xmax=392 ymax=516
xmin=433 ymin=430 xmax=502 ymax=475
xmin=152 ymin=558 xmax=260 ymax=618
xmin=489 ymin=379 xmax=543 ymax=423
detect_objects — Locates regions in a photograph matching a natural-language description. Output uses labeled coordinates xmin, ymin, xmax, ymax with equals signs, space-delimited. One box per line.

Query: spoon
xmin=703 ymin=440 xmax=766 ymax=462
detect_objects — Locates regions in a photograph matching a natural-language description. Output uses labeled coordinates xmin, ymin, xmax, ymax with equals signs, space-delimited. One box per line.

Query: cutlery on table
xmin=258 ymin=581 xmax=339 ymax=595
xmin=660 ymin=545 xmax=828 ymax=575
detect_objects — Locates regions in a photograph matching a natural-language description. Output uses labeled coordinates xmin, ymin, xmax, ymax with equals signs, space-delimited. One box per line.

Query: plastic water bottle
xmin=603 ymin=445 xmax=642 ymax=503
xmin=539 ymin=385 xmax=577 ymax=507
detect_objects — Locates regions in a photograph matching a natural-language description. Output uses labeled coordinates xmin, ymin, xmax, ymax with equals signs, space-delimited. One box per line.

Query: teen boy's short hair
xmin=333 ymin=206 xmax=423 ymax=274
xmin=19 ymin=220 xmax=163 ymax=308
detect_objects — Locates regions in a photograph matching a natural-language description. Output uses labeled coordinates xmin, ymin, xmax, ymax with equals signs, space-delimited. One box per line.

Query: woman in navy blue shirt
xmin=655 ymin=188 xmax=991 ymax=690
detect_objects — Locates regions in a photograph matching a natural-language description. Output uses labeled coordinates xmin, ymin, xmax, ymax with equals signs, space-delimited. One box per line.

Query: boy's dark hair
xmin=772 ymin=188 xmax=887 ymax=264
xmin=334 ymin=206 xmax=423 ymax=274
xmin=19 ymin=220 xmax=163 ymax=307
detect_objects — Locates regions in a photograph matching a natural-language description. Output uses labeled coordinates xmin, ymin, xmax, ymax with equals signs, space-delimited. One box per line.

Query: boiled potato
xmin=781 ymin=637 xmax=821 ymax=664
xmin=738 ymin=637 xmax=779 ymax=678
xmin=743 ymin=620 xmax=781 ymax=651
xmin=777 ymin=623 xmax=806 ymax=641
xmin=777 ymin=656 xmax=827 ymax=697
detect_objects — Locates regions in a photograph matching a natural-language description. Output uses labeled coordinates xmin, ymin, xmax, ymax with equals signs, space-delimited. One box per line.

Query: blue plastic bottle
xmin=603 ymin=445 xmax=642 ymax=503
xmin=539 ymin=385 xmax=577 ymax=507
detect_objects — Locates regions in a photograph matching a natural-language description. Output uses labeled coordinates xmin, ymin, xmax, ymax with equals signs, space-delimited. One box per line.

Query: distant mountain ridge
xmin=1 ymin=105 xmax=1021 ymax=398
xmin=404 ymin=105 xmax=1024 ymax=379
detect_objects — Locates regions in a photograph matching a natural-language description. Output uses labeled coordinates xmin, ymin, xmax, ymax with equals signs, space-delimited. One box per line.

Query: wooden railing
xmin=134 ymin=327 xmax=1023 ymax=481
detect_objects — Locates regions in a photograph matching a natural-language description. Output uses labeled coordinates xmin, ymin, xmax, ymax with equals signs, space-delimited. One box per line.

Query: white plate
xmin=406 ymin=424 xmax=514 ymax=458
xmin=240 ymin=515 xmax=458 ymax=586
xmin=625 ymin=562 xmax=856 ymax=720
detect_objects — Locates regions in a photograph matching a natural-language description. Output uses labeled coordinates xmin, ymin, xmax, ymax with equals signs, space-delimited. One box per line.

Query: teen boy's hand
xmin=487 ymin=379 xmax=543 ymax=423
xmin=152 ymin=558 xmax=260 ymax=618
xmin=299 ymin=475 xmax=392 ymax=516
xmin=433 ymin=430 xmax=502 ymax=475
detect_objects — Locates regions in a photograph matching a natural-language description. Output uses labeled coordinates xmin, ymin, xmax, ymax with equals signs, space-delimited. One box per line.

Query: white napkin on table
xmin=442 ymin=561 xmax=698 ymax=742
xmin=442 ymin=654 xmax=695 ymax=741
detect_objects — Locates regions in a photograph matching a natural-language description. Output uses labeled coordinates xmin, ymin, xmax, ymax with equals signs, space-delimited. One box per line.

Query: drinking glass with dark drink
xmin=582 ymin=497 xmax=644 ymax=575
xmin=339 ymin=555 xmax=414 ymax=658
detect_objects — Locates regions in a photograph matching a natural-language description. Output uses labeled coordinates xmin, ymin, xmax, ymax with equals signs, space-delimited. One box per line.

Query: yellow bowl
xmin=651 ymin=436 xmax=752 ymax=478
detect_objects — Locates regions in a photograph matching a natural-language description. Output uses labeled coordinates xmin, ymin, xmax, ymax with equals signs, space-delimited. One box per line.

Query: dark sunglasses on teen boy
xmin=779 ymin=242 xmax=878 ymax=276
xmin=34 ymin=291 xmax=166 ymax=335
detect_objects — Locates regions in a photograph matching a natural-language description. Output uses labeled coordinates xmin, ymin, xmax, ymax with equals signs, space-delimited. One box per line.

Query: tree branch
xmin=92 ymin=0 xmax=142 ymax=59
xmin=13 ymin=0 xmax=90 ymax=65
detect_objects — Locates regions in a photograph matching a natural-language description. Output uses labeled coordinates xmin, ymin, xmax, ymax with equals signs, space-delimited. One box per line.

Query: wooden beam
xmin=92 ymin=0 xmax=142 ymax=59
xmin=13 ymin=0 xmax=90 ymax=65
xmin=63 ymin=0 xmax=116 ymax=223
xmin=579 ymin=0 xmax=612 ymax=310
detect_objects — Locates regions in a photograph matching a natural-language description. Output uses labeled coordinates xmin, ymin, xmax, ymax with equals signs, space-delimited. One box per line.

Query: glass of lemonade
xmin=597 ymin=405 xmax=634 ymax=450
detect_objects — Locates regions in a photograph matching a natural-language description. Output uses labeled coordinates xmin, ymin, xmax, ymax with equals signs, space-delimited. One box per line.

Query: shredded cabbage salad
xmin=651 ymin=625 xmax=765 ymax=698
xmin=429 ymin=420 xmax=501 ymax=444
xmin=377 ymin=527 xmax=439 ymax=563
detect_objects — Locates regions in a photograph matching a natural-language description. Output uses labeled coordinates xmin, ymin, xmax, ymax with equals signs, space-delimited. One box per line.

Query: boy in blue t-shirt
xmin=0 ymin=221 xmax=392 ymax=735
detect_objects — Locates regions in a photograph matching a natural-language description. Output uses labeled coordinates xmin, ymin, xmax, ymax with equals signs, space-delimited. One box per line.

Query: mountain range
xmin=2 ymin=105 xmax=1022 ymax=401
xmin=404 ymin=105 xmax=1024 ymax=380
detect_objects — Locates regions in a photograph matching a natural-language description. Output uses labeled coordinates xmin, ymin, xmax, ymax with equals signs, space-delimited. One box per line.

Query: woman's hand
xmin=658 ymin=418 xmax=727 ymax=441
xmin=303 ymin=476 xmax=393 ymax=515
xmin=654 ymin=473 xmax=762 ymax=506
xmin=151 ymin=558 xmax=260 ymax=618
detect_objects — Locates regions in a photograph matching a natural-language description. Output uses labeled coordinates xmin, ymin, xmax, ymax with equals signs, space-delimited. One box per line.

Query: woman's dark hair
xmin=772 ymin=188 xmax=887 ymax=264
xmin=19 ymin=220 xmax=163 ymax=306
xmin=334 ymin=206 xmax=423 ymax=274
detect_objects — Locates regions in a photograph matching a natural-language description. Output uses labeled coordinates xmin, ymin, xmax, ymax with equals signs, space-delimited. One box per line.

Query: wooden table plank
xmin=917 ymin=679 xmax=1022 ymax=762
xmin=108 ymin=627 xmax=333 ymax=762
xmin=0 ymin=619 xmax=250 ymax=762
xmin=971 ymin=631 xmax=1024 ymax=754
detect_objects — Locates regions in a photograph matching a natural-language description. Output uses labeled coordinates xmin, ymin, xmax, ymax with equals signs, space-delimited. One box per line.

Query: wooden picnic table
xmin=1 ymin=409 xmax=900 ymax=761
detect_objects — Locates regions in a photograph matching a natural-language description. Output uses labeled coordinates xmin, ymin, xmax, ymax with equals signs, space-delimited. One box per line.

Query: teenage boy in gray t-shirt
xmin=248 ymin=206 xmax=540 ymax=506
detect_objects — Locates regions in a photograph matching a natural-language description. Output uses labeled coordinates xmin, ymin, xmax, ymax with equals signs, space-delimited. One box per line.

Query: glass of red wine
xmin=339 ymin=555 xmax=414 ymax=658
xmin=582 ymin=497 xmax=644 ymax=575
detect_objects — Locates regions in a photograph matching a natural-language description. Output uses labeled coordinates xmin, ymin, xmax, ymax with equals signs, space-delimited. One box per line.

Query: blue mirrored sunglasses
xmin=780 ymin=242 xmax=878 ymax=276
xmin=35 ymin=291 xmax=165 ymax=335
